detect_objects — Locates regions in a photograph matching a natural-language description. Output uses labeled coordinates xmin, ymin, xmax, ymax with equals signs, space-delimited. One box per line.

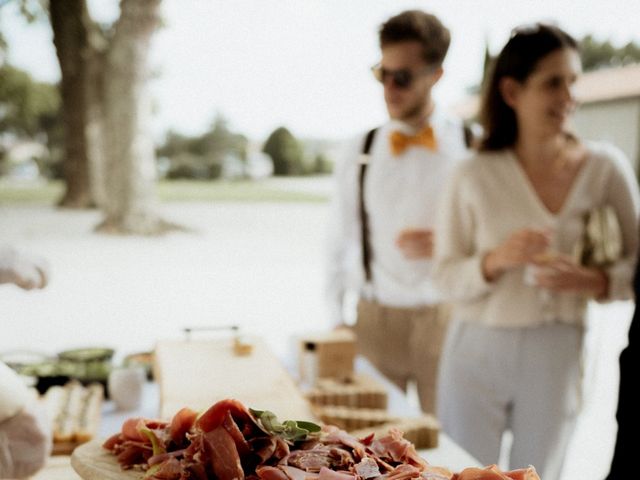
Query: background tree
xmin=50 ymin=0 xmax=169 ymax=233
xmin=8 ymin=0 xmax=168 ymax=233
xmin=49 ymin=0 xmax=93 ymax=207
xmin=0 ymin=64 xmax=60 ymax=138
xmin=262 ymin=127 xmax=304 ymax=176
xmin=579 ymin=35 xmax=640 ymax=71
xmin=156 ymin=115 xmax=248 ymax=180
xmin=0 ymin=63 xmax=62 ymax=177
xmin=477 ymin=35 xmax=640 ymax=91
xmin=311 ymin=153 xmax=333 ymax=175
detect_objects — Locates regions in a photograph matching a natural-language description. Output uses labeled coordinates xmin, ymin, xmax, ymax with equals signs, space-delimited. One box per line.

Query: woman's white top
xmin=433 ymin=142 xmax=640 ymax=328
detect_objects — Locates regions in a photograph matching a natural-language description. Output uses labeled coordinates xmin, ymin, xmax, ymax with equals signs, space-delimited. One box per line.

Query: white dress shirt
xmin=433 ymin=143 xmax=640 ymax=328
xmin=326 ymin=107 xmax=468 ymax=325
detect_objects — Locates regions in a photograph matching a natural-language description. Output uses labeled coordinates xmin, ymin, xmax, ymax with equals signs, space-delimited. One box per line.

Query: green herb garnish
xmin=139 ymin=426 xmax=166 ymax=457
xmin=250 ymin=408 xmax=321 ymax=442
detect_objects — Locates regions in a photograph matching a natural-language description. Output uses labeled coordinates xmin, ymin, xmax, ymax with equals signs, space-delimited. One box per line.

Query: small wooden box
xmin=299 ymin=330 xmax=357 ymax=382
xmin=305 ymin=374 xmax=388 ymax=409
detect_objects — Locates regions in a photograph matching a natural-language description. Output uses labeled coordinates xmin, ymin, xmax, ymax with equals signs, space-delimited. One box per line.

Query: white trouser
xmin=437 ymin=319 xmax=582 ymax=480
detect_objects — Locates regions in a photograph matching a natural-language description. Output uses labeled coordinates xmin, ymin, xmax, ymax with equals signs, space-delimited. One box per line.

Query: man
xmin=326 ymin=10 xmax=468 ymax=414
xmin=606 ymin=258 xmax=639 ymax=479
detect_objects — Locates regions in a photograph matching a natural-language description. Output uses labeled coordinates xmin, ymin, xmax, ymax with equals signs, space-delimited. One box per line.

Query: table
xmin=41 ymin=346 xmax=479 ymax=478
xmin=98 ymin=356 xmax=478 ymax=472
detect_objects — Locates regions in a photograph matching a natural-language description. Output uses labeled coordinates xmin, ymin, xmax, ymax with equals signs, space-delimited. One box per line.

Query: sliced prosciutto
xmin=103 ymin=398 xmax=540 ymax=480
xmin=453 ymin=465 xmax=540 ymax=480
xmin=204 ymin=426 xmax=245 ymax=480
xmin=169 ymin=407 xmax=198 ymax=446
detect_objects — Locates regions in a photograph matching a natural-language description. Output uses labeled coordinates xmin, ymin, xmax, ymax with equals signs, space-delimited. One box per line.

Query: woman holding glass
xmin=433 ymin=24 xmax=639 ymax=480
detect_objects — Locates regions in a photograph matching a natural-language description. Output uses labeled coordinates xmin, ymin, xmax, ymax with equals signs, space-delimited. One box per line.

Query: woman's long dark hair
xmin=479 ymin=23 xmax=578 ymax=151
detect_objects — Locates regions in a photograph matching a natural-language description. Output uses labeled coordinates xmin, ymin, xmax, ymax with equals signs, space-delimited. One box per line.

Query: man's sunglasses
xmin=371 ymin=63 xmax=435 ymax=89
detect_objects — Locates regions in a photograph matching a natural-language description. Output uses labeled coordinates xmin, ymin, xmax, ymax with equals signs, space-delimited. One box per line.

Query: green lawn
xmin=0 ymin=179 xmax=328 ymax=204
xmin=0 ymin=181 xmax=64 ymax=204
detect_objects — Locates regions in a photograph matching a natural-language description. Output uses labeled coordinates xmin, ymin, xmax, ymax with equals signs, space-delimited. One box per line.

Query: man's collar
xmin=387 ymin=104 xmax=442 ymax=134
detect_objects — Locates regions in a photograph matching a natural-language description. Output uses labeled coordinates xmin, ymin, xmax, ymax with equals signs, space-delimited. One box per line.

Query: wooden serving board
xmin=155 ymin=337 xmax=316 ymax=421
xmin=71 ymin=440 xmax=141 ymax=480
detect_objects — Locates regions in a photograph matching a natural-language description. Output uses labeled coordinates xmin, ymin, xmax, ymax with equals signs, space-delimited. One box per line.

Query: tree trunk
xmin=85 ymin=27 xmax=108 ymax=209
xmin=49 ymin=0 xmax=93 ymax=208
xmin=95 ymin=0 xmax=172 ymax=235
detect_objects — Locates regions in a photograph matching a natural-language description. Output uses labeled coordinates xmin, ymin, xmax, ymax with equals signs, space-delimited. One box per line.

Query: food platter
xmin=71 ymin=440 xmax=141 ymax=480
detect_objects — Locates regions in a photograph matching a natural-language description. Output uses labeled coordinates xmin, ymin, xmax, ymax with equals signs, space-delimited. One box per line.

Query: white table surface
xmin=98 ymin=355 xmax=479 ymax=473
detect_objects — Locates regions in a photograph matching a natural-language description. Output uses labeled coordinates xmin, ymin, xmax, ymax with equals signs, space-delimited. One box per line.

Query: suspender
xmin=357 ymin=123 xmax=472 ymax=283
xmin=359 ymin=128 xmax=378 ymax=282
xmin=463 ymin=123 xmax=474 ymax=149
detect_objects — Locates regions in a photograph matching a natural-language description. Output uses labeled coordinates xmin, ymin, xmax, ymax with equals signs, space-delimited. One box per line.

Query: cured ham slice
xmin=354 ymin=457 xmax=380 ymax=479
xmin=197 ymin=398 xmax=261 ymax=435
xmin=169 ymin=407 xmax=198 ymax=445
xmin=369 ymin=428 xmax=428 ymax=470
xmin=256 ymin=466 xmax=290 ymax=480
xmin=150 ymin=456 xmax=181 ymax=480
xmin=318 ymin=466 xmax=356 ymax=480
xmin=204 ymin=426 xmax=245 ymax=480
xmin=453 ymin=465 xmax=540 ymax=480
xmin=279 ymin=465 xmax=319 ymax=480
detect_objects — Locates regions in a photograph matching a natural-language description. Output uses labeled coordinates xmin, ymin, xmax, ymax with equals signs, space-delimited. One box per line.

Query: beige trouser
xmin=355 ymin=298 xmax=450 ymax=414
xmin=437 ymin=319 xmax=582 ymax=480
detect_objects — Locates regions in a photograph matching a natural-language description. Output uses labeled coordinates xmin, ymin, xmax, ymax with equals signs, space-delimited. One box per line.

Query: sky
xmin=1 ymin=0 xmax=640 ymax=142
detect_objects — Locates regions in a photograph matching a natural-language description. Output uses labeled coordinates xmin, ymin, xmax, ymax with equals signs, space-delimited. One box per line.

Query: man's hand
xmin=396 ymin=228 xmax=434 ymax=259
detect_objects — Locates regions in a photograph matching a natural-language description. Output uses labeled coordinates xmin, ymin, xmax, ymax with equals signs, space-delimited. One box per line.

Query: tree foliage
xmin=0 ymin=64 xmax=60 ymax=137
xmin=156 ymin=115 xmax=248 ymax=180
xmin=472 ymin=35 xmax=640 ymax=97
xmin=579 ymin=35 xmax=640 ymax=71
xmin=0 ymin=63 xmax=63 ymax=177
xmin=312 ymin=153 xmax=333 ymax=174
xmin=262 ymin=127 xmax=304 ymax=176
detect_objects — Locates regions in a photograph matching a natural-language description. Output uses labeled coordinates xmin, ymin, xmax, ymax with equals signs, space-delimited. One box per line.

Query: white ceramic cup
xmin=108 ymin=366 xmax=145 ymax=411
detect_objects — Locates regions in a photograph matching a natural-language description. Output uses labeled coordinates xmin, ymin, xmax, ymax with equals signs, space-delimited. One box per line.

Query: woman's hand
xmin=532 ymin=255 xmax=609 ymax=298
xmin=482 ymin=228 xmax=552 ymax=281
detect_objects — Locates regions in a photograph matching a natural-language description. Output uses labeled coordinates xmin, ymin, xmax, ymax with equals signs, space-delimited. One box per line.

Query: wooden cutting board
xmin=71 ymin=338 xmax=317 ymax=479
xmin=155 ymin=337 xmax=316 ymax=421
xmin=71 ymin=440 xmax=139 ymax=480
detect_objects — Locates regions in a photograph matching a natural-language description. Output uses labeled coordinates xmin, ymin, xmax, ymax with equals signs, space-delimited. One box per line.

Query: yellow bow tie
xmin=389 ymin=126 xmax=437 ymax=156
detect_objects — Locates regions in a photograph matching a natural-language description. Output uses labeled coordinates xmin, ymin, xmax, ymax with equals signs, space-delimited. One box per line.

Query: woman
xmin=433 ymin=24 xmax=639 ymax=480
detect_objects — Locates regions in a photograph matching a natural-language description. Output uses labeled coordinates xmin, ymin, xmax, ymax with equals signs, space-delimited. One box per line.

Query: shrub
xmin=262 ymin=127 xmax=304 ymax=176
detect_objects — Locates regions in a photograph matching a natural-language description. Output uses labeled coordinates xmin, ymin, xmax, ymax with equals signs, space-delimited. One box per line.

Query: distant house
xmin=572 ymin=63 xmax=640 ymax=172
xmin=452 ymin=63 xmax=640 ymax=172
